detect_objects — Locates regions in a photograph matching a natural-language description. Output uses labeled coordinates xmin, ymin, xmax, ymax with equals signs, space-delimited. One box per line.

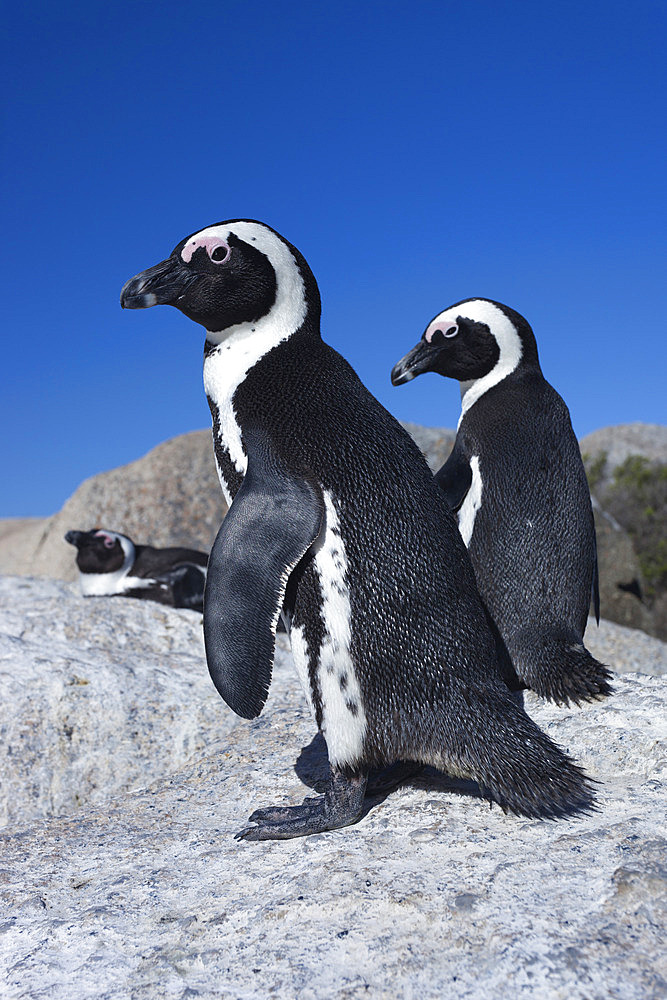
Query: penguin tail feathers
xmin=510 ymin=626 xmax=613 ymax=706
xmin=447 ymin=689 xmax=597 ymax=820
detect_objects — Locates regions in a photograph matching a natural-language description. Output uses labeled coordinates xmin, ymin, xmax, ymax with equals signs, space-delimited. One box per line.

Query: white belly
xmin=312 ymin=492 xmax=367 ymax=768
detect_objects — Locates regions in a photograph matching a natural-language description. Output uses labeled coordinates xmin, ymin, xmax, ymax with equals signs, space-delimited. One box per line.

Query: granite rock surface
xmin=592 ymin=501 xmax=655 ymax=634
xmin=1 ymin=576 xmax=666 ymax=999
xmin=0 ymin=578 xmax=292 ymax=829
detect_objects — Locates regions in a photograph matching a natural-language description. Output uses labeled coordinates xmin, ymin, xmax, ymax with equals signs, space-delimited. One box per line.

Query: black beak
xmin=391 ymin=340 xmax=439 ymax=386
xmin=65 ymin=530 xmax=84 ymax=547
xmin=120 ymin=256 xmax=193 ymax=310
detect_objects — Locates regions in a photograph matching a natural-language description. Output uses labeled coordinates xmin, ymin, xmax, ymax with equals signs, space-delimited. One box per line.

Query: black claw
xmin=235 ymin=826 xmax=262 ymax=842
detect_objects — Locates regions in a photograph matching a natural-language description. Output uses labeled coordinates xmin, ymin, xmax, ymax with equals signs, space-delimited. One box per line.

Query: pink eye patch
xmin=181 ymin=235 xmax=230 ymax=264
xmin=94 ymin=531 xmax=116 ymax=549
xmin=425 ymin=320 xmax=458 ymax=342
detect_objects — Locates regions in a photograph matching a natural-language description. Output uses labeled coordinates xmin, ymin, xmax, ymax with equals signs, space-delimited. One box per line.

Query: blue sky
xmin=2 ymin=0 xmax=665 ymax=516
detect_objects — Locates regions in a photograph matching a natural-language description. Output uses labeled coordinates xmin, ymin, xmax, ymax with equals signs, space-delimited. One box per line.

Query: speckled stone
xmin=0 ymin=577 xmax=296 ymax=829
xmin=1 ymin=576 xmax=666 ymax=999
xmin=580 ymin=423 xmax=667 ymax=477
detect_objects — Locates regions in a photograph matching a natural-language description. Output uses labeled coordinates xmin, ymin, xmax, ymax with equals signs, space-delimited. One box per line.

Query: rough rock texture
xmin=0 ymin=577 xmax=218 ymax=828
xmin=585 ymin=613 xmax=667 ymax=677
xmin=401 ymin=421 xmax=456 ymax=473
xmin=0 ymin=519 xmax=47 ymax=577
xmin=0 ymin=577 xmax=303 ymax=830
xmin=582 ymin=424 xmax=667 ymax=641
xmin=1 ymin=576 xmax=666 ymax=998
xmin=580 ymin=423 xmax=667 ymax=487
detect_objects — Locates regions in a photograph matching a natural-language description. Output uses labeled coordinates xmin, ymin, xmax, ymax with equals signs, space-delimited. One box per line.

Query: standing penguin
xmin=121 ymin=224 xmax=594 ymax=841
xmin=392 ymin=297 xmax=612 ymax=705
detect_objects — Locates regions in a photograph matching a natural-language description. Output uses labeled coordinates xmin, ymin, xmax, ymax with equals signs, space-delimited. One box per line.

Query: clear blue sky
xmin=2 ymin=0 xmax=665 ymax=516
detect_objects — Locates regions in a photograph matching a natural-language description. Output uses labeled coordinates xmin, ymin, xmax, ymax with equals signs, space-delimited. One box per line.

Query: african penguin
xmin=65 ymin=529 xmax=208 ymax=611
xmin=391 ymin=297 xmax=612 ymax=705
xmin=121 ymin=222 xmax=594 ymax=841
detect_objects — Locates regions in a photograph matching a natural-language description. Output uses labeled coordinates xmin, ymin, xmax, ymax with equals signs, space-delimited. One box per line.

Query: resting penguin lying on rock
xmin=65 ymin=529 xmax=208 ymax=611
xmin=120 ymin=220 xmax=595 ymax=841
xmin=391 ymin=298 xmax=612 ymax=706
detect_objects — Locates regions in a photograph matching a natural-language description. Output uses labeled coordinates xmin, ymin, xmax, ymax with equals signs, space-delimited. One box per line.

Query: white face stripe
xmin=201 ymin=222 xmax=308 ymax=478
xmin=457 ymin=455 xmax=483 ymax=547
xmin=313 ymin=491 xmax=367 ymax=768
xmin=429 ymin=300 xmax=523 ymax=425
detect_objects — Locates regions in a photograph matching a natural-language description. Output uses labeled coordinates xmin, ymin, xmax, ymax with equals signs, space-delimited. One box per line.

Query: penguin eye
xmin=210 ymin=245 xmax=231 ymax=264
xmin=444 ymin=324 xmax=459 ymax=338
xmin=95 ymin=531 xmax=116 ymax=549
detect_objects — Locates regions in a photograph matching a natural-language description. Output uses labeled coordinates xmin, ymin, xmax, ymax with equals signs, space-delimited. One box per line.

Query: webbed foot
xmin=236 ymin=769 xmax=367 ymax=842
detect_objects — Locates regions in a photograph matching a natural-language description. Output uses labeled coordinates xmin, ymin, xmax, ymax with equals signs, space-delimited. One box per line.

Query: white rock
xmin=1 ymin=576 xmax=666 ymax=999
xmin=0 ymin=576 xmax=295 ymax=828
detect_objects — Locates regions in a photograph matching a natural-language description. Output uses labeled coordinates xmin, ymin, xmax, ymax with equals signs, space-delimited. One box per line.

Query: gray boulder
xmin=581 ymin=425 xmax=667 ymax=641
xmin=592 ymin=501 xmax=654 ymax=633
xmin=0 ymin=518 xmax=47 ymax=576
xmin=0 ymin=575 xmax=665 ymax=999
xmin=401 ymin=421 xmax=456 ymax=472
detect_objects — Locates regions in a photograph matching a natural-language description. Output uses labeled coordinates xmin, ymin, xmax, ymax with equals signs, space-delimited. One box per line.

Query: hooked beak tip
xmin=390 ymin=365 xmax=415 ymax=387
xmin=120 ymin=279 xmax=159 ymax=310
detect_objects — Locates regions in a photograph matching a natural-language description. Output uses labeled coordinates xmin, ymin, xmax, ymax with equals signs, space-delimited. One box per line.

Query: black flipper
xmin=155 ymin=563 xmax=206 ymax=612
xmin=434 ymin=438 xmax=472 ymax=511
xmin=204 ymin=430 xmax=324 ymax=719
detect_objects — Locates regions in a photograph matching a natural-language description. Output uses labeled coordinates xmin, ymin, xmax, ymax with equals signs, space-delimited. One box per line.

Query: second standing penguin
xmin=392 ymin=297 xmax=612 ymax=705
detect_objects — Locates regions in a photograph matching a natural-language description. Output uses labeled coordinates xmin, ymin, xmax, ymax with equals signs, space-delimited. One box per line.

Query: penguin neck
xmin=203 ymin=307 xmax=321 ymax=480
xmin=203 ymin=306 xmax=321 ymax=406
xmin=458 ymin=355 xmax=543 ymax=427
xmin=458 ymin=367 xmax=515 ymax=427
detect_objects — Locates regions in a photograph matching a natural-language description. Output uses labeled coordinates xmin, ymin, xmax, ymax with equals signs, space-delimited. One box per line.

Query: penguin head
xmin=65 ymin=529 xmax=133 ymax=575
xmin=391 ymin=298 xmax=539 ymax=386
xmin=120 ymin=220 xmax=320 ymax=343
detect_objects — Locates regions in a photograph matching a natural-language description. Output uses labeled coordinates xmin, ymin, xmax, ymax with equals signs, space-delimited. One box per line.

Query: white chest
xmin=311 ymin=491 xmax=367 ymax=767
xmin=203 ymin=346 xmax=250 ymax=484
xmin=79 ymin=571 xmax=157 ymax=597
xmin=457 ymin=455 xmax=483 ymax=547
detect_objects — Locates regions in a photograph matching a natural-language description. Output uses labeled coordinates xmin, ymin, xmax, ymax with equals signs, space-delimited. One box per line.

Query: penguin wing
xmin=204 ymin=432 xmax=324 ymax=719
xmin=434 ymin=438 xmax=473 ymax=511
xmin=151 ymin=563 xmax=207 ymax=611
